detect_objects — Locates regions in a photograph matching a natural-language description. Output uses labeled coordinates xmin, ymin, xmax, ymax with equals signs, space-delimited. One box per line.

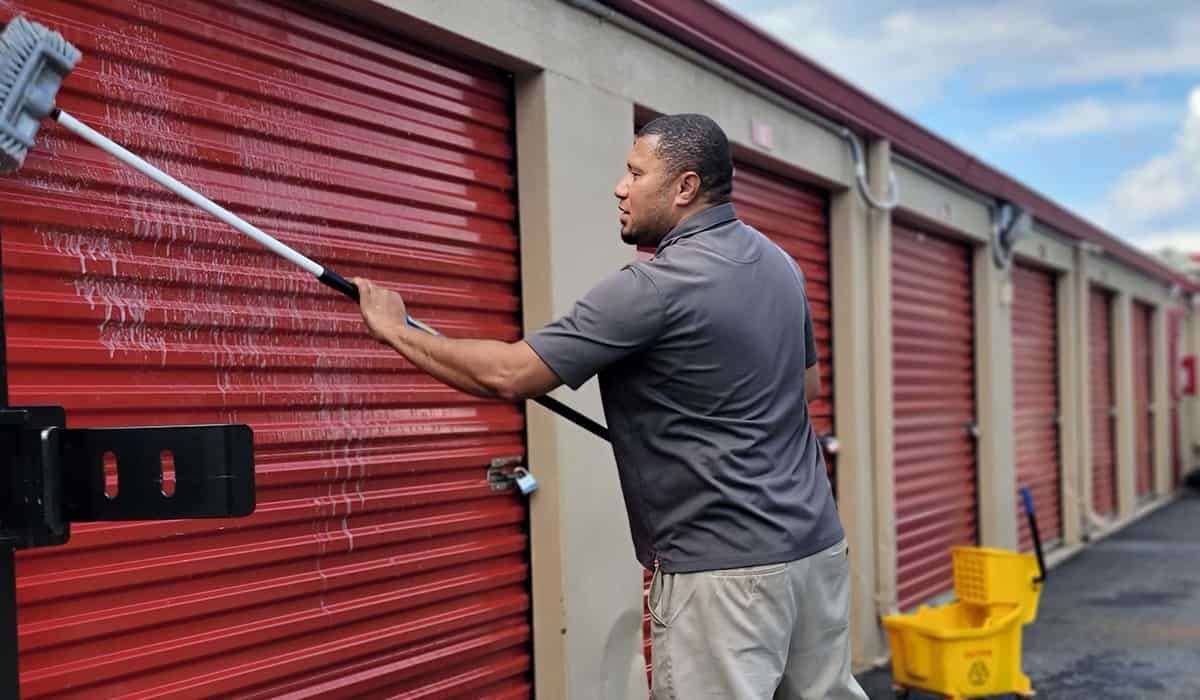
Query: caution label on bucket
xmin=968 ymin=660 xmax=990 ymax=686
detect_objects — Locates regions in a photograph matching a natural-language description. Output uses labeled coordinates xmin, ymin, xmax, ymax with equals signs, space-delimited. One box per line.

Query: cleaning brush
xmin=0 ymin=15 xmax=364 ymax=299
xmin=0 ymin=15 xmax=79 ymax=173
xmin=0 ymin=14 xmax=609 ymax=442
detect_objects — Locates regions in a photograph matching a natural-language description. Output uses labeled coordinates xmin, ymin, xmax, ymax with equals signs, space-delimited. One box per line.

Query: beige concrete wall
xmin=974 ymin=249 xmax=1018 ymax=550
xmin=831 ymin=140 xmax=891 ymax=667
xmin=1088 ymin=256 xmax=1171 ymax=302
xmin=1112 ymin=294 xmax=1139 ymax=519
xmin=1056 ymin=269 xmax=1082 ymax=546
xmin=893 ymin=162 xmax=991 ymax=244
xmin=1184 ymin=303 xmax=1199 ymax=479
xmin=515 ymin=72 xmax=648 ymax=700
xmin=1073 ymin=248 xmax=1096 ymax=537
xmin=1016 ymin=226 xmax=1076 ymax=273
xmin=1186 ymin=302 xmax=1200 ymax=478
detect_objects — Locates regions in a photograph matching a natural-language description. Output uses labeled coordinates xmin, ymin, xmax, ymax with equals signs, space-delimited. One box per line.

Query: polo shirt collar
xmin=655 ymin=202 xmax=738 ymax=255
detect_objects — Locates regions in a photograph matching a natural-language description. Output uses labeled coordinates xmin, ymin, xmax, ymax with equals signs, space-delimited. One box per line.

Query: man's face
xmin=614 ymin=136 xmax=680 ymax=247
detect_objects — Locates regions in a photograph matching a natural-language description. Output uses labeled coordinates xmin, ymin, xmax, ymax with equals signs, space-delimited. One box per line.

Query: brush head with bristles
xmin=0 ymin=15 xmax=80 ymax=174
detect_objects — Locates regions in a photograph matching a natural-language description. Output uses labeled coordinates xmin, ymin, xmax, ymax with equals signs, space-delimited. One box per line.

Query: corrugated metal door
xmin=1132 ymin=302 xmax=1155 ymax=500
xmin=2 ymin=1 xmax=530 ymax=698
xmin=892 ymin=223 xmax=977 ymax=611
xmin=1089 ymin=288 xmax=1117 ymax=517
xmin=1011 ymin=264 xmax=1061 ymax=550
xmin=639 ymin=161 xmax=834 ymax=683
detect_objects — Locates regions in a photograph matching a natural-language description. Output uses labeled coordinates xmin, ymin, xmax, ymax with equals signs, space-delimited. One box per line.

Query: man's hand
xmin=349 ymin=276 xmax=561 ymax=401
xmin=353 ymin=277 xmax=407 ymax=342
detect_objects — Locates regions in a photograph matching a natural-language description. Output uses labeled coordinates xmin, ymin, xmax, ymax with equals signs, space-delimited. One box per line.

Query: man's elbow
xmin=481 ymin=367 xmax=530 ymax=402
xmin=492 ymin=378 xmax=526 ymax=402
xmin=482 ymin=343 xmax=559 ymax=402
xmin=478 ymin=374 xmax=514 ymax=401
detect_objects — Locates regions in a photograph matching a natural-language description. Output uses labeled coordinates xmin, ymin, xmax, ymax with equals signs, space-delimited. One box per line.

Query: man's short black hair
xmin=637 ymin=114 xmax=733 ymax=205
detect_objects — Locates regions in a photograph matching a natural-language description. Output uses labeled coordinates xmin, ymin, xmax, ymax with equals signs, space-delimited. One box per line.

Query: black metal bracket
xmin=0 ymin=406 xmax=255 ymax=550
xmin=0 ymin=405 xmax=255 ymax=698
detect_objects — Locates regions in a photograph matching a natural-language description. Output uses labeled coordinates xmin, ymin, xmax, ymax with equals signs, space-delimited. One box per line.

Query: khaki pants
xmin=648 ymin=539 xmax=868 ymax=700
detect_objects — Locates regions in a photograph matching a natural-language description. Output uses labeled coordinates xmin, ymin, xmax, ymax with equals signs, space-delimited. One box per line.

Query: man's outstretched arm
xmin=354 ymin=277 xmax=561 ymax=401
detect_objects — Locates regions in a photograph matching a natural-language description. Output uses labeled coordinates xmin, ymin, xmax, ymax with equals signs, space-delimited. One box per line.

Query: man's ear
xmin=674 ymin=171 xmax=702 ymax=206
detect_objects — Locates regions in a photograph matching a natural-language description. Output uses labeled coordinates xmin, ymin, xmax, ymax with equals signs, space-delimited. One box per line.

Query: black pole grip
xmin=533 ymin=395 xmax=610 ymax=442
xmin=320 ymin=266 xmax=610 ymax=442
xmin=318 ymin=267 xmax=359 ymax=302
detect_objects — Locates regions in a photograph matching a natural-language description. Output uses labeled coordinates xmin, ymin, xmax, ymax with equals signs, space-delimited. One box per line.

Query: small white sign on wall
xmin=751 ymin=119 xmax=773 ymax=150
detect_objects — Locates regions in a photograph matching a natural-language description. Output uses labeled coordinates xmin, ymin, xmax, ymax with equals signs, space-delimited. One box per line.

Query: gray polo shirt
xmin=526 ymin=202 xmax=843 ymax=573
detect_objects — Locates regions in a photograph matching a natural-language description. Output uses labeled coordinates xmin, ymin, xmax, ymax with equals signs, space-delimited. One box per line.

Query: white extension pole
xmin=55 ymin=109 xmax=436 ymax=333
xmin=53 ymin=109 xmax=325 ymax=278
xmin=51 ymin=110 xmax=609 ymax=441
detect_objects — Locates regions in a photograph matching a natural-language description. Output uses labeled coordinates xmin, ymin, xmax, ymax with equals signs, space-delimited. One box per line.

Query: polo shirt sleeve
xmin=803 ymin=294 xmax=818 ymax=368
xmin=525 ymin=264 xmax=666 ymax=390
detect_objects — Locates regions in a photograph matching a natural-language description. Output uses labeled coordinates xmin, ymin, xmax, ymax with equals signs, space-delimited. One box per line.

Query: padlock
xmin=513 ymin=467 xmax=538 ymax=495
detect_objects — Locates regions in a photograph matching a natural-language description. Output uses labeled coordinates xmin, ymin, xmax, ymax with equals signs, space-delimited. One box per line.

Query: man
xmin=354 ymin=113 xmax=866 ymax=700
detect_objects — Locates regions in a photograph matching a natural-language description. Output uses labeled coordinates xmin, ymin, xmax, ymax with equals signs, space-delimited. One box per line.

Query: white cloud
xmin=987 ymin=99 xmax=1178 ymax=144
xmin=998 ymin=15 xmax=1200 ymax=90
xmin=1097 ymin=88 xmax=1200 ymax=248
xmin=739 ymin=1 xmax=1200 ymax=110
xmin=1134 ymin=230 xmax=1200 ymax=253
xmin=746 ymin=3 xmax=1072 ymax=109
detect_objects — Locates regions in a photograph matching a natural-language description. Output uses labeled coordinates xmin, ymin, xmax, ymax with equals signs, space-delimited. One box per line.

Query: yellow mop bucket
xmin=882 ymin=599 xmax=1032 ymax=699
xmin=882 ymin=488 xmax=1047 ymax=699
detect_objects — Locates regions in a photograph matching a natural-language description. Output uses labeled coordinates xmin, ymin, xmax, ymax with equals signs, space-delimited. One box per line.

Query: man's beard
xmin=620 ymin=205 xmax=670 ymax=247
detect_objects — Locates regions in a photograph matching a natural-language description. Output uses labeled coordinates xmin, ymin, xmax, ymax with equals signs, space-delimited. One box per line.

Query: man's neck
xmin=666 ymin=200 xmax=715 ymax=232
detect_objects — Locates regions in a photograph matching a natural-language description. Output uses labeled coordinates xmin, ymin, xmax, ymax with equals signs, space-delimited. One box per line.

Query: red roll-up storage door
xmin=1089 ymin=288 xmax=1117 ymax=517
xmin=1011 ymin=264 xmax=1061 ymax=550
xmin=2 ymin=1 xmax=530 ymax=697
xmin=892 ymin=224 xmax=977 ymax=611
xmin=1132 ymin=302 xmax=1155 ymax=500
xmin=640 ymin=160 xmax=834 ymax=684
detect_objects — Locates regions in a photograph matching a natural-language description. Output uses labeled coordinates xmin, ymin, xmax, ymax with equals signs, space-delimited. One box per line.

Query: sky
xmin=721 ymin=0 xmax=1200 ymax=254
